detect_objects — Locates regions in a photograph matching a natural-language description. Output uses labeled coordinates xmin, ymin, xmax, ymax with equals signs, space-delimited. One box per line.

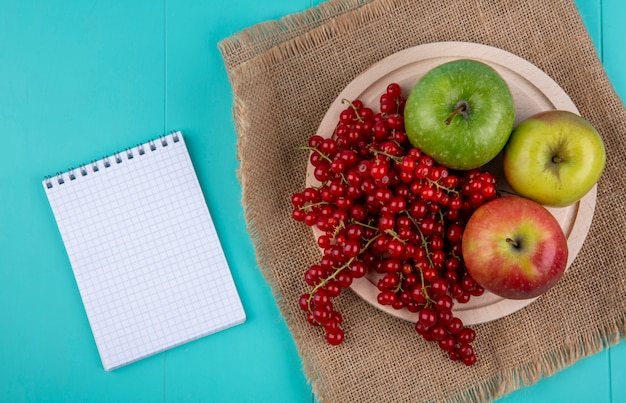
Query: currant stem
xmin=352 ymin=220 xmax=379 ymax=231
xmin=341 ymin=98 xmax=364 ymax=123
xmin=331 ymin=220 xmax=346 ymax=239
xmin=402 ymin=210 xmax=436 ymax=306
xmin=416 ymin=258 xmax=436 ymax=306
xmin=361 ymin=233 xmax=383 ymax=253
xmin=426 ymin=177 xmax=459 ymax=195
xmin=384 ymin=228 xmax=407 ymax=244
xmin=298 ymin=146 xmax=333 ymax=163
xmin=369 ymin=148 xmax=402 ymax=163
xmin=392 ymin=273 xmax=404 ymax=293
xmin=298 ymin=200 xmax=329 ymax=211
xmin=306 ymin=257 xmax=356 ymax=308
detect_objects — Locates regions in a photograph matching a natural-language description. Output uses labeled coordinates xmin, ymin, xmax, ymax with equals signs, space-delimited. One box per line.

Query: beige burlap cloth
xmin=218 ymin=0 xmax=626 ymax=401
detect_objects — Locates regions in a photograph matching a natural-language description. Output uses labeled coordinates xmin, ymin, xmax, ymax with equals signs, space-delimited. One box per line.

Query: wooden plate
xmin=305 ymin=42 xmax=596 ymax=325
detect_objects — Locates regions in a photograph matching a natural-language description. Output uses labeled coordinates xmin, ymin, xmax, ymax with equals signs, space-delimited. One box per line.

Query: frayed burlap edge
xmin=446 ymin=318 xmax=626 ymax=403
xmin=219 ymin=0 xmax=374 ymax=71
xmin=219 ymin=0 xmax=626 ymax=402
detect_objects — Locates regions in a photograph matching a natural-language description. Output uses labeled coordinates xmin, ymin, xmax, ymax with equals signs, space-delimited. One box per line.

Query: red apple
xmin=462 ymin=196 xmax=568 ymax=300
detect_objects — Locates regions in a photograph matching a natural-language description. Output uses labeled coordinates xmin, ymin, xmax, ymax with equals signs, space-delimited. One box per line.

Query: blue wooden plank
xmin=602 ymin=1 xmax=626 ymax=401
xmin=603 ymin=0 xmax=626 ymax=100
xmin=500 ymin=1 xmax=625 ymax=401
xmin=498 ymin=351 xmax=611 ymax=403
xmin=0 ymin=1 xmax=620 ymax=402
xmin=611 ymin=341 xmax=626 ymax=402
xmin=482 ymin=2 xmax=614 ymax=402
xmin=163 ymin=1 xmax=314 ymax=402
xmin=575 ymin=0 xmax=603 ymax=60
xmin=0 ymin=0 xmax=166 ymax=401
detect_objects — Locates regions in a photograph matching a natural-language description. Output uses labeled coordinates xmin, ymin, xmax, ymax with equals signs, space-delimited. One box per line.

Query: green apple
xmin=502 ymin=110 xmax=606 ymax=207
xmin=404 ymin=59 xmax=515 ymax=170
xmin=462 ymin=196 xmax=569 ymax=300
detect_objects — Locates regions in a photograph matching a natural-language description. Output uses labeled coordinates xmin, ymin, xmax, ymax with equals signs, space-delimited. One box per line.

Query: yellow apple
xmin=502 ymin=110 xmax=605 ymax=207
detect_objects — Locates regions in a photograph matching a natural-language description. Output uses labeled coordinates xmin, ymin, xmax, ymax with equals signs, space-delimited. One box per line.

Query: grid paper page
xmin=43 ymin=132 xmax=246 ymax=371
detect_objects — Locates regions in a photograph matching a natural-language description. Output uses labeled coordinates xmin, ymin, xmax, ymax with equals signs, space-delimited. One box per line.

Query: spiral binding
xmin=44 ymin=131 xmax=181 ymax=189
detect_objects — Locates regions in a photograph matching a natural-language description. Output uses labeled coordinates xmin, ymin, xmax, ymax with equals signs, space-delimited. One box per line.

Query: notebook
xmin=42 ymin=131 xmax=246 ymax=371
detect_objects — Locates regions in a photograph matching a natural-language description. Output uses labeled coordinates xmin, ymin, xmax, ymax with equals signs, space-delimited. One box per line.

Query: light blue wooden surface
xmin=0 ymin=1 xmax=623 ymax=401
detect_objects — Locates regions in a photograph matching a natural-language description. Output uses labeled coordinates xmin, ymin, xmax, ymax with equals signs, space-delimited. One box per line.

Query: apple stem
xmin=552 ymin=156 xmax=565 ymax=163
xmin=506 ymin=237 xmax=519 ymax=248
xmin=444 ymin=104 xmax=467 ymax=125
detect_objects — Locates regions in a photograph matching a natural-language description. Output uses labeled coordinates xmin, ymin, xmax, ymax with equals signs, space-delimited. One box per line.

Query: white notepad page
xmin=43 ymin=132 xmax=246 ymax=371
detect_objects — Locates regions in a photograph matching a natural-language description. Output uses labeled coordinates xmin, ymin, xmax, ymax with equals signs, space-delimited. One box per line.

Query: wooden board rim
xmin=306 ymin=41 xmax=597 ymax=325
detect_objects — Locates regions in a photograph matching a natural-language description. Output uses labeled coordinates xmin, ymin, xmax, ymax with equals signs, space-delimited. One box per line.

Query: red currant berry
xmin=418 ymin=308 xmax=438 ymax=328
xmin=458 ymin=343 xmax=474 ymax=358
xmin=448 ymin=348 xmax=462 ymax=362
xmin=349 ymin=260 xmax=367 ymax=278
xmin=429 ymin=325 xmax=447 ymax=341
xmin=463 ymin=353 xmax=477 ymax=366
xmin=298 ymin=294 xmax=311 ymax=311
xmin=457 ymin=328 xmax=476 ymax=344
xmin=326 ymin=328 xmax=345 ymax=345
xmin=386 ymin=82 xmax=402 ymax=98
xmin=447 ymin=317 xmax=464 ymax=334
xmin=430 ymin=278 xmax=449 ymax=297
xmin=435 ymin=295 xmax=454 ymax=313
xmin=438 ymin=335 xmax=457 ymax=351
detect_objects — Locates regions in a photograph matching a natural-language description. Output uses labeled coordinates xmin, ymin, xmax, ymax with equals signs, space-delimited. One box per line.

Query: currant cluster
xmin=291 ymin=83 xmax=498 ymax=365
